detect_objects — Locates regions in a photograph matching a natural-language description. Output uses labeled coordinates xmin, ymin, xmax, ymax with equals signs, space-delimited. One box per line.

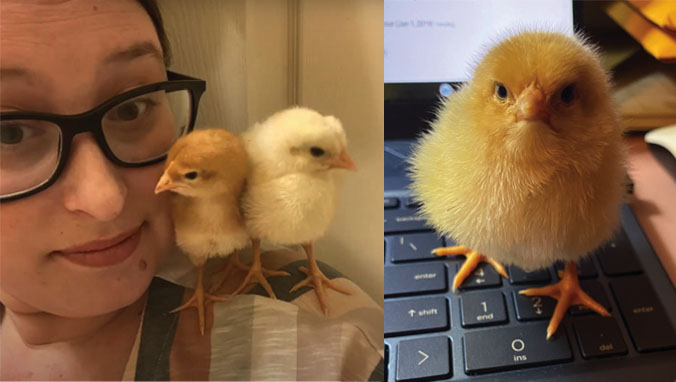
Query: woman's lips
xmin=54 ymin=224 xmax=143 ymax=267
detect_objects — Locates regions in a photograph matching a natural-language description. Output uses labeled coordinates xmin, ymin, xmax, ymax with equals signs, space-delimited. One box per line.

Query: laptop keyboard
xmin=384 ymin=196 xmax=676 ymax=381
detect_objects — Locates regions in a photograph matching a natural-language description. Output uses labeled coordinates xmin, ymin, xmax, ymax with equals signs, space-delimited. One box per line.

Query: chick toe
xmin=443 ymin=249 xmax=508 ymax=291
xmin=231 ymin=262 xmax=282 ymax=299
xmin=519 ymin=262 xmax=611 ymax=339
xmin=290 ymin=264 xmax=351 ymax=316
xmin=170 ymin=265 xmax=228 ymax=336
xmin=431 ymin=245 xmax=471 ymax=256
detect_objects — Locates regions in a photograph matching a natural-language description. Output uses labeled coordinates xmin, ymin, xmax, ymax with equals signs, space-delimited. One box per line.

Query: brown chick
xmin=410 ymin=31 xmax=626 ymax=339
xmin=155 ymin=128 xmax=250 ymax=335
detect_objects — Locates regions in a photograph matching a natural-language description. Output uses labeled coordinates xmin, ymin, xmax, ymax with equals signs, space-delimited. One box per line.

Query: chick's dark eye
xmin=184 ymin=171 xmax=198 ymax=180
xmin=560 ymin=84 xmax=575 ymax=104
xmin=310 ymin=146 xmax=325 ymax=157
xmin=495 ymin=82 xmax=508 ymax=100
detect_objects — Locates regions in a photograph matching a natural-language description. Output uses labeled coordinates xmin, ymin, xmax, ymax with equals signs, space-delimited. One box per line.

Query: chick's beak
xmin=328 ymin=150 xmax=357 ymax=171
xmin=154 ymin=171 xmax=175 ymax=194
xmin=516 ymin=83 xmax=550 ymax=124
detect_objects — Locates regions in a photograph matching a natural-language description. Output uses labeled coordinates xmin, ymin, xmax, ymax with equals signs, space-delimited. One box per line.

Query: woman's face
xmin=0 ymin=0 xmax=174 ymax=317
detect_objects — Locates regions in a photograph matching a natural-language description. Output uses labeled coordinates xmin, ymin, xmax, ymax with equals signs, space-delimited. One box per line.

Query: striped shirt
xmin=122 ymin=253 xmax=384 ymax=381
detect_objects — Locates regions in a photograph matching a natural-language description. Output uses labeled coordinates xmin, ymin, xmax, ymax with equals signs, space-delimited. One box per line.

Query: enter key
xmin=610 ymin=275 xmax=676 ymax=352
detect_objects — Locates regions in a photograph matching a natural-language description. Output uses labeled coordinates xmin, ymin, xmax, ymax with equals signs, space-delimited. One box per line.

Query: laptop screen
xmin=384 ymin=0 xmax=575 ymax=139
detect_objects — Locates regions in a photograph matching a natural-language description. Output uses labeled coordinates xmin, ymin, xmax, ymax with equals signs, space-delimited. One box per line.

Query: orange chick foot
xmin=230 ymin=260 xmax=290 ymax=299
xmin=171 ymin=266 xmax=228 ymax=336
xmin=519 ymin=261 xmax=611 ymax=339
xmin=290 ymin=262 xmax=351 ymax=316
xmin=432 ymin=246 xmax=508 ymax=291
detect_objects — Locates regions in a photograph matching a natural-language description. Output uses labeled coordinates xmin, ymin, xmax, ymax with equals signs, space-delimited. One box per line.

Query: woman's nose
xmin=61 ymin=134 xmax=127 ymax=221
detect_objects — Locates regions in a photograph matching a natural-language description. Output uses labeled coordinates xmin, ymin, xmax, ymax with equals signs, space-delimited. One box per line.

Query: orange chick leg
xmin=170 ymin=263 xmax=228 ymax=336
xmin=209 ymin=250 xmax=249 ymax=293
xmin=432 ymin=246 xmax=508 ymax=291
xmin=230 ymin=239 xmax=289 ymax=299
xmin=519 ymin=261 xmax=611 ymax=339
xmin=290 ymin=242 xmax=352 ymax=315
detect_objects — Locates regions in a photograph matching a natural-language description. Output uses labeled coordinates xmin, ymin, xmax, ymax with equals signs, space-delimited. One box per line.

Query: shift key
xmin=385 ymin=297 xmax=449 ymax=337
xmin=610 ymin=276 xmax=676 ymax=352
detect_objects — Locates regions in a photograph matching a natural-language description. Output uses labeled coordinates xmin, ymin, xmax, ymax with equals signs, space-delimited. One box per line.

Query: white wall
xmin=157 ymin=0 xmax=383 ymax=305
xmin=160 ymin=0 xmax=291 ymax=131
xmin=297 ymin=0 xmax=384 ymax=305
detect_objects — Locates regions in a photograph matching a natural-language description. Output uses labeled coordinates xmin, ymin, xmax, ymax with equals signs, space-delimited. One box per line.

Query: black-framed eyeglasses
xmin=0 ymin=71 xmax=206 ymax=202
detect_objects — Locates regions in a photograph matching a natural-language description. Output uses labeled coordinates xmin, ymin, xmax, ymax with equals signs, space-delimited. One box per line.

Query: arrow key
xmin=396 ymin=336 xmax=451 ymax=381
xmin=513 ymin=290 xmax=556 ymax=321
xmin=458 ymin=263 xmax=502 ymax=290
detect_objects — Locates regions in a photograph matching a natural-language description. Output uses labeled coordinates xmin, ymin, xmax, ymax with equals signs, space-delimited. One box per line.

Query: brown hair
xmin=137 ymin=0 xmax=172 ymax=67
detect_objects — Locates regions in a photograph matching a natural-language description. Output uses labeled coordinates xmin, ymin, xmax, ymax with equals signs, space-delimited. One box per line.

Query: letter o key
xmin=511 ymin=339 xmax=525 ymax=352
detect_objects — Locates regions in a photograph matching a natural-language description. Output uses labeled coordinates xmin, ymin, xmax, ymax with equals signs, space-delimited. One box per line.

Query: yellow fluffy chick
xmin=155 ymin=128 xmax=250 ymax=335
xmin=410 ymin=31 xmax=626 ymax=339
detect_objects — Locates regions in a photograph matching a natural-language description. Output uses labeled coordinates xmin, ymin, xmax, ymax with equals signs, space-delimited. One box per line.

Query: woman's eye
xmin=110 ymin=101 xmax=147 ymax=121
xmin=495 ymin=82 xmax=508 ymax=100
xmin=1 ymin=124 xmax=25 ymax=144
xmin=0 ymin=122 xmax=47 ymax=145
xmin=310 ymin=146 xmax=325 ymax=157
xmin=107 ymin=97 xmax=156 ymax=122
xmin=560 ymin=84 xmax=575 ymax=104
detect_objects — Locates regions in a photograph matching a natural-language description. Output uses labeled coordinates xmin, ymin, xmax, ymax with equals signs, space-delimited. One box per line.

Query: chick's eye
xmin=184 ymin=171 xmax=198 ymax=180
xmin=560 ymin=84 xmax=575 ymax=104
xmin=495 ymin=82 xmax=508 ymax=100
xmin=310 ymin=146 xmax=325 ymax=157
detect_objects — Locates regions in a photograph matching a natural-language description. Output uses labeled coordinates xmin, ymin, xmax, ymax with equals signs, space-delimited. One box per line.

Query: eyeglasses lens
xmin=0 ymin=88 xmax=192 ymax=198
xmin=0 ymin=119 xmax=62 ymax=196
xmin=102 ymin=89 xmax=191 ymax=163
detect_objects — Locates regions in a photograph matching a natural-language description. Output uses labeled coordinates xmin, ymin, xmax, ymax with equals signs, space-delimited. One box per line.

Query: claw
xmin=520 ymin=261 xmax=610 ymax=339
xmin=171 ymin=264 xmax=229 ymax=336
xmin=229 ymin=239 xmax=290 ymax=299
xmin=293 ymin=244 xmax=351 ymax=315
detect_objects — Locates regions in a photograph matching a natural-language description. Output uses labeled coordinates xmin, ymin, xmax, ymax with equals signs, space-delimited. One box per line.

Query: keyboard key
xmin=596 ymin=230 xmax=642 ymax=276
xmin=385 ymin=263 xmax=447 ymax=297
xmin=396 ymin=336 xmax=451 ymax=381
xmin=512 ymin=291 xmax=556 ymax=321
xmin=555 ymin=257 xmax=597 ymax=279
xmin=509 ymin=266 xmax=551 ymax=285
xmin=463 ymin=323 xmax=572 ymax=374
xmin=385 ymin=197 xmax=400 ymax=209
xmin=568 ymin=280 xmax=612 ymax=316
xmin=385 ymin=208 xmax=432 ymax=233
xmin=573 ymin=315 xmax=628 ymax=359
xmin=458 ymin=263 xmax=502 ymax=290
xmin=389 ymin=232 xmax=444 ymax=263
xmin=385 ymin=297 xmax=449 ymax=337
xmin=405 ymin=197 xmax=421 ymax=208
xmin=461 ymin=291 xmax=508 ymax=328
xmin=610 ymin=276 xmax=676 ymax=352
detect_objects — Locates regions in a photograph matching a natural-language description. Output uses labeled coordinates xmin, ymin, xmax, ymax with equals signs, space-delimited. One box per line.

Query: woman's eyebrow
xmin=103 ymin=41 xmax=164 ymax=66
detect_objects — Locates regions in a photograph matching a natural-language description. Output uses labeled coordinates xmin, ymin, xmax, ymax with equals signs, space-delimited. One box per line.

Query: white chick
xmin=236 ymin=106 xmax=356 ymax=315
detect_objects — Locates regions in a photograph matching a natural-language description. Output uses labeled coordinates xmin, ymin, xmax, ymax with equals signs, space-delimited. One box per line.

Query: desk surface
xmin=627 ymin=134 xmax=676 ymax=287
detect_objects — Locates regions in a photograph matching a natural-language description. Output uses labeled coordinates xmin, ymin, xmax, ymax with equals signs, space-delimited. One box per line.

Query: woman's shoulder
xmin=133 ymin=251 xmax=384 ymax=381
